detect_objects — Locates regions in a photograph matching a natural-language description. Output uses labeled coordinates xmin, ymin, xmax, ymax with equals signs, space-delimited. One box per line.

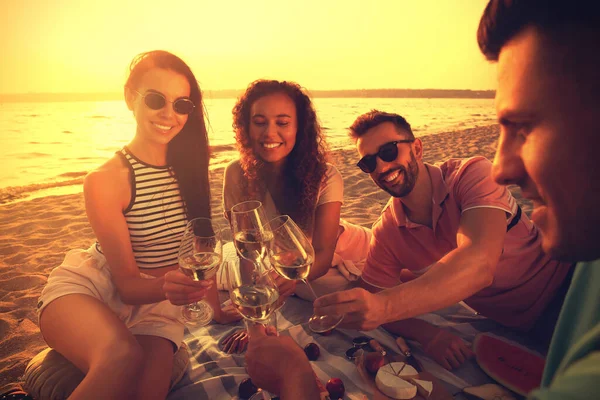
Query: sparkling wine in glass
xmin=267 ymin=215 xmax=344 ymax=333
xmin=231 ymin=201 xmax=273 ymax=274
xmin=178 ymin=217 xmax=223 ymax=326
xmin=226 ymin=258 xmax=280 ymax=323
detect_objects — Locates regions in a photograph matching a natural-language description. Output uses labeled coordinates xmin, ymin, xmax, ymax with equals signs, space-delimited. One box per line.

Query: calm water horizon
xmin=0 ymin=97 xmax=496 ymax=204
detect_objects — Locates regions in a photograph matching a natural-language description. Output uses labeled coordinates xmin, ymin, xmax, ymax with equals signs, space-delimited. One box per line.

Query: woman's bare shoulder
xmin=85 ymin=154 xmax=128 ymax=183
xmin=84 ymin=154 xmax=130 ymax=208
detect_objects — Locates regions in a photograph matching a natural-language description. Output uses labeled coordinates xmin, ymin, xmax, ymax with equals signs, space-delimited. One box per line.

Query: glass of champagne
xmin=231 ymin=201 xmax=287 ymax=312
xmin=226 ymin=257 xmax=280 ymax=324
xmin=230 ymin=201 xmax=273 ymax=274
xmin=178 ymin=217 xmax=223 ymax=326
xmin=267 ymin=215 xmax=344 ymax=333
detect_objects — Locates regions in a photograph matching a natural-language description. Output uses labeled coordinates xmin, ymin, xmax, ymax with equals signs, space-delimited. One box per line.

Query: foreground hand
xmin=213 ymin=302 xmax=243 ymax=325
xmin=162 ymin=270 xmax=212 ymax=305
xmin=245 ymin=325 xmax=317 ymax=396
xmin=313 ymin=288 xmax=388 ymax=331
xmin=422 ymin=328 xmax=474 ymax=370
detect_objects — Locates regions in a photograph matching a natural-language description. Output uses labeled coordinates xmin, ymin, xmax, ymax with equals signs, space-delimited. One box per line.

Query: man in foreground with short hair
xmin=477 ymin=0 xmax=600 ymax=396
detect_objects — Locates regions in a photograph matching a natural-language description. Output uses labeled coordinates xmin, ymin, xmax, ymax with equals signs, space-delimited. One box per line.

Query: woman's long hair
xmin=125 ymin=50 xmax=211 ymax=221
xmin=232 ymin=79 xmax=328 ymax=231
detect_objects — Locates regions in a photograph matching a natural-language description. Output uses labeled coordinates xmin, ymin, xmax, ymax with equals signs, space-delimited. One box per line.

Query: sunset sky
xmin=1 ymin=0 xmax=495 ymax=94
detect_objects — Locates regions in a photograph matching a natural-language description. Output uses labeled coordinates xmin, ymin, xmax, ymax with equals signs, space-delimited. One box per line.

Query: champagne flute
xmin=267 ymin=215 xmax=344 ymax=333
xmin=226 ymin=258 xmax=280 ymax=324
xmin=230 ymin=201 xmax=273 ymax=275
xmin=230 ymin=201 xmax=288 ymax=312
xmin=178 ymin=217 xmax=223 ymax=326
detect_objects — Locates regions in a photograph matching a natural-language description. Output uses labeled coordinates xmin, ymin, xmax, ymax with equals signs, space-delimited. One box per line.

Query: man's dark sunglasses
xmin=131 ymin=89 xmax=195 ymax=115
xmin=357 ymin=139 xmax=415 ymax=173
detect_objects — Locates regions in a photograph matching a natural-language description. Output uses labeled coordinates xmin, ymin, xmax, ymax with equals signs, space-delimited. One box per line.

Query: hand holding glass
xmin=178 ymin=217 xmax=222 ymax=326
xmin=231 ymin=201 xmax=273 ymax=275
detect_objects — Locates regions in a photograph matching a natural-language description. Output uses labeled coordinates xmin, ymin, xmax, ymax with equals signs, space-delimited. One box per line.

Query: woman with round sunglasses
xmin=35 ymin=50 xmax=239 ymax=400
xmin=220 ymin=80 xmax=371 ymax=333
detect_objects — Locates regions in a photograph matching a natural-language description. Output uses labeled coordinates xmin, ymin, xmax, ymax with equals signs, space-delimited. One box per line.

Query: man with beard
xmin=314 ymin=110 xmax=573 ymax=370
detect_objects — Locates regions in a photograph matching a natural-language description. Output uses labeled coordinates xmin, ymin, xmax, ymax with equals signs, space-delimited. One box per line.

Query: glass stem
xmin=301 ymin=279 xmax=319 ymax=301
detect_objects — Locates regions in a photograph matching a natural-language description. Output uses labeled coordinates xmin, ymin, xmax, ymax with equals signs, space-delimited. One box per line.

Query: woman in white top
xmin=222 ymin=79 xmax=371 ymax=308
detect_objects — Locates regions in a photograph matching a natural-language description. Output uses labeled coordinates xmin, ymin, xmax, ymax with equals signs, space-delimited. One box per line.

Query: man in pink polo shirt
xmin=314 ymin=110 xmax=572 ymax=369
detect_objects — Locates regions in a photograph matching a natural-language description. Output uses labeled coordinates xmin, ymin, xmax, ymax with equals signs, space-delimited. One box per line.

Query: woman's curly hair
xmin=232 ymin=79 xmax=328 ymax=231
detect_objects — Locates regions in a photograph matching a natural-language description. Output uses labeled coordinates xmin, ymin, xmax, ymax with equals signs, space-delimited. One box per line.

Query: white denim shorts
xmin=37 ymin=244 xmax=184 ymax=349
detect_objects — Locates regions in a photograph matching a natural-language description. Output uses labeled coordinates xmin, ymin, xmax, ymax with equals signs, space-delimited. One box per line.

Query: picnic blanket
xmin=167 ymin=294 xmax=546 ymax=400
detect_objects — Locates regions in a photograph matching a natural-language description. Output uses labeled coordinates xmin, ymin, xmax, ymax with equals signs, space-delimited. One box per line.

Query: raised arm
xmin=315 ymin=206 xmax=507 ymax=329
xmin=83 ymin=162 xmax=167 ymax=305
xmin=382 ymin=206 xmax=506 ymax=319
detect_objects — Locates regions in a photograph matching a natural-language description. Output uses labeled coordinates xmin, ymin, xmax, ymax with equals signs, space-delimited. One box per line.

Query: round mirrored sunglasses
xmin=357 ymin=139 xmax=414 ymax=173
xmin=131 ymin=89 xmax=195 ymax=115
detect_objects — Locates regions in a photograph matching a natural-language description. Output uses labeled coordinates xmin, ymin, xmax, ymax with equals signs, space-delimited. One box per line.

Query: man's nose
xmin=492 ymin=132 xmax=526 ymax=186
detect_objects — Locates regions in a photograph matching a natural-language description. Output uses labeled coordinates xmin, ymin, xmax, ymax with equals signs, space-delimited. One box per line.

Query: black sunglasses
xmin=131 ymin=89 xmax=195 ymax=115
xmin=357 ymin=139 xmax=415 ymax=173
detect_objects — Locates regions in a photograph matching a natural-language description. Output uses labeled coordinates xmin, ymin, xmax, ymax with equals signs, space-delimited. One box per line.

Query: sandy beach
xmin=0 ymin=124 xmax=531 ymax=391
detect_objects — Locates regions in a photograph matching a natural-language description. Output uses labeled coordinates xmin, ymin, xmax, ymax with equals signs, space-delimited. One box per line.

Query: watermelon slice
xmin=473 ymin=334 xmax=545 ymax=396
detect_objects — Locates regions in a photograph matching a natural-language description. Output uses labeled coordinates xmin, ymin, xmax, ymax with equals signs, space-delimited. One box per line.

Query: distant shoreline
xmin=0 ymin=89 xmax=495 ymax=103
xmin=0 ymin=123 xmax=502 ymax=206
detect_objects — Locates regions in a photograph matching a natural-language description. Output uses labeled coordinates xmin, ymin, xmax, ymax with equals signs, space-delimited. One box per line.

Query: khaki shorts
xmin=38 ymin=244 xmax=184 ymax=349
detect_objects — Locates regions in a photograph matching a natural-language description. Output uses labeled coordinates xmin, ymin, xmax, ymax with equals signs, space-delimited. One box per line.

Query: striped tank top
xmin=100 ymin=147 xmax=188 ymax=268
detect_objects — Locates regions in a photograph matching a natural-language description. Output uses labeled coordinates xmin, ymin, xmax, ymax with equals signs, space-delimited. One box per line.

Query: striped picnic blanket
xmin=167 ymin=294 xmax=546 ymax=400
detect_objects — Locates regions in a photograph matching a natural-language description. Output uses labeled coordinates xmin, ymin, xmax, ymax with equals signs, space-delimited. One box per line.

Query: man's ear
xmin=124 ymin=87 xmax=136 ymax=111
xmin=413 ymin=138 xmax=424 ymax=160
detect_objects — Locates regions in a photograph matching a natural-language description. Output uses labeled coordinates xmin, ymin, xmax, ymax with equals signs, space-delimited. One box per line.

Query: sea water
xmin=0 ymin=97 xmax=496 ymax=204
